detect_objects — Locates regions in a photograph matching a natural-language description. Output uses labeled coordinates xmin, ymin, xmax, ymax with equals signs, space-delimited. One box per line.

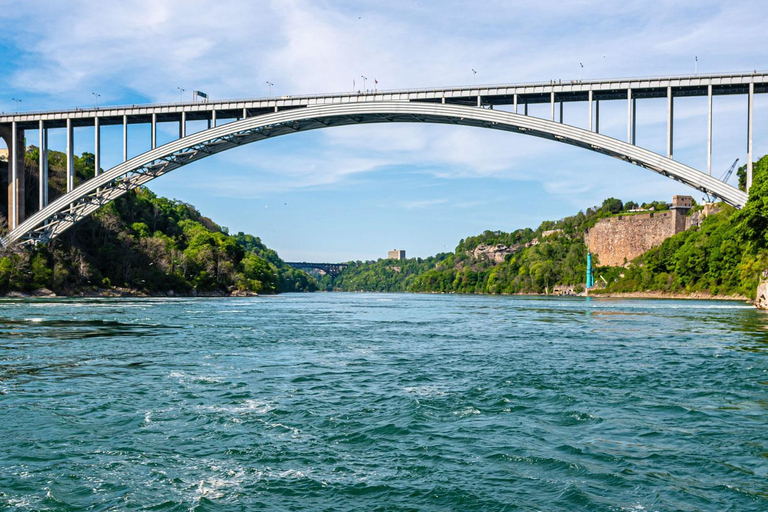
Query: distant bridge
xmin=285 ymin=262 xmax=349 ymax=277
xmin=1 ymin=71 xmax=765 ymax=247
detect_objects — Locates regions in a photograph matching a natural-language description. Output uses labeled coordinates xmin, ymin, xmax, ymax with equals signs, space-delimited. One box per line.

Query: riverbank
xmin=2 ymin=287 xmax=752 ymax=303
xmin=2 ymin=287 xmax=261 ymax=298
xmin=586 ymin=290 xmax=750 ymax=301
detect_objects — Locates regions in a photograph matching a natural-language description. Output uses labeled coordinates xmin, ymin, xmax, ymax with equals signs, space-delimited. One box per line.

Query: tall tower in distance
xmin=388 ymin=250 xmax=406 ymax=260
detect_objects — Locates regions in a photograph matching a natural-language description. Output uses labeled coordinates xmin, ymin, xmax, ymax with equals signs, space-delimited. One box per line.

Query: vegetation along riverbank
xmin=2 ymin=150 xmax=768 ymax=301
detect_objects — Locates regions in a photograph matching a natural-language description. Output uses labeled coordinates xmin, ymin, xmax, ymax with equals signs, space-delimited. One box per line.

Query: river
xmin=1 ymin=293 xmax=766 ymax=511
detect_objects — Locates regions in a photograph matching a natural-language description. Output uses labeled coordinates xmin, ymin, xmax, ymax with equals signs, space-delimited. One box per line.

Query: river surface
xmin=1 ymin=293 xmax=767 ymax=511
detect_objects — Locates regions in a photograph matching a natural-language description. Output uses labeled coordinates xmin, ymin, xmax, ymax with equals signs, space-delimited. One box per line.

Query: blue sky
xmin=0 ymin=0 xmax=767 ymax=261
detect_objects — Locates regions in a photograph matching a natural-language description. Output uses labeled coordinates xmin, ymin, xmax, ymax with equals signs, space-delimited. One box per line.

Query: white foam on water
xmin=277 ymin=469 xmax=307 ymax=479
xmin=167 ymin=370 xmax=223 ymax=384
xmin=403 ymin=385 xmax=449 ymax=397
xmin=4 ymin=497 xmax=32 ymax=508
xmin=196 ymin=399 xmax=275 ymax=416
xmin=453 ymin=406 xmax=481 ymax=417
xmin=268 ymin=422 xmax=301 ymax=436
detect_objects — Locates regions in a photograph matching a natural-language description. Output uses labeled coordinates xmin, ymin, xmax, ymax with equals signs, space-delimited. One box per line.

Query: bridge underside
xmin=0 ymin=101 xmax=749 ymax=248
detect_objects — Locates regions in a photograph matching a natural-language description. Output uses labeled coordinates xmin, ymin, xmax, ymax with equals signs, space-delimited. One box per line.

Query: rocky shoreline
xmin=2 ymin=287 xmax=261 ymax=298
xmin=2 ymin=287 xmax=759 ymax=306
xmin=586 ymin=290 xmax=750 ymax=302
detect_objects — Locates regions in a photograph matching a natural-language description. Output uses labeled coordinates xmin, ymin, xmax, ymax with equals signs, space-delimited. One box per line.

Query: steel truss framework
xmin=0 ymin=101 xmax=749 ymax=248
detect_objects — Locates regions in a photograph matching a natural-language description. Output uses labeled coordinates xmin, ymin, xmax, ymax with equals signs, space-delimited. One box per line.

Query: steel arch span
xmin=1 ymin=101 xmax=748 ymax=247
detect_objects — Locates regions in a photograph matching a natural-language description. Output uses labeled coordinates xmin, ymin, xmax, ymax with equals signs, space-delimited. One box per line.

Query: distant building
xmin=388 ymin=249 xmax=406 ymax=260
xmin=670 ymin=195 xmax=693 ymax=210
xmin=0 ymin=148 xmax=7 ymax=162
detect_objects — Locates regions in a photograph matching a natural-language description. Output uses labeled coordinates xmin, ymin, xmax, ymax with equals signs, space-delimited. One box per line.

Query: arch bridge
xmin=285 ymin=262 xmax=349 ymax=277
xmin=1 ymin=71 xmax=766 ymax=248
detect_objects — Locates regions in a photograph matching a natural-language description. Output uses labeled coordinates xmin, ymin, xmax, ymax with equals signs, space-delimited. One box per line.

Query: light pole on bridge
xmin=266 ymin=81 xmax=274 ymax=97
xmin=92 ymin=92 xmax=100 ymax=108
xmin=361 ymin=76 xmax=367 ymax=91
xmin=472 ymin=69 xmax=477 ymax=85
xmin=176 ymin=87 xmax=185 ymax=103
xmin=11 ymin=98 xmax=21 ymax=112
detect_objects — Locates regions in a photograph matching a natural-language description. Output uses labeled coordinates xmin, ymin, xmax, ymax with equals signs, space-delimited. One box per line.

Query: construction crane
xmin=703 ymin=158 xmax=740 ymax=204
xmin=720 ymin=158 xmax=739 ymax=184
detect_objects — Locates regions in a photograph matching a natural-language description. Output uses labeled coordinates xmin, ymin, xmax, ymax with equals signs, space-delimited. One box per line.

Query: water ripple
xmin=0 ymin=293 xmax=766 ymax=510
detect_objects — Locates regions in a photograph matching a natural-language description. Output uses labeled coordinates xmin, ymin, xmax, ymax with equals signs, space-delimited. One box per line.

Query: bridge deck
xmin=2 ymin=71 xmax=767 ymax=129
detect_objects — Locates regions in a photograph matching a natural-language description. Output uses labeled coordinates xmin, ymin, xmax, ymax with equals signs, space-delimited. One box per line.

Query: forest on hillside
xmin=0 ymin=149 xmax=317 ymax=295
xmin=2 ymin=145 xmax=767 ymax=299
xmin=327 ymin=155 xmax=768 ymax=299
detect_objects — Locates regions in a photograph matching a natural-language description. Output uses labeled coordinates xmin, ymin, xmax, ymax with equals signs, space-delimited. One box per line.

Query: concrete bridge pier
xmin=0 ymin=122 xmax=25 ymax=231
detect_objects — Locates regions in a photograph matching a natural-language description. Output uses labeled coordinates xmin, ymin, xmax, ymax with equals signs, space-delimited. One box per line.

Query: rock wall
xmin=471 ymin=243 xmax=517 ymax=264
xmin=588 ymin=210 xmax=686 ymax=267
xmin=755 ymin=281 xmax=768 ymax=309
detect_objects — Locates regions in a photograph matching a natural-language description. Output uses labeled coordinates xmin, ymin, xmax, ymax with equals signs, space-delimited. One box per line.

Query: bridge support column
xmin=550 ymin=92 xmax=555 ymax=121
xmin=66 ymin=118 xmax=74 ymax=192
xmin=212 ymin=110 xmax=217 ymax=128
xmin=595 ymin=100 xmax=600 ymax=133
xmin=4 ymin=122 xmax=25 ymax=230
xmin=667 ymin=86 xmax=674 ymax=160
xmin=524 ymin=102 xmax=528 ymax=116
xmin=151 ymin=113 xmax=157 ymax=149
xmin=667 ymin=87 xmax=675 ymax=160
xmin=747 ymin=82 xmax=754 ymax=191
xmin=632 ymin=97 xmax=637 ymax=145
xmin=180 ymin=112 xmax=186 ymax=138
xmin=477 ymin=95 xmax=481 ymax=107
xmin=513 ymin=94 xmax=518 ymax=113
xmin=39 ymin=120 xmax=48 ymax=209
xmin=707 ymin=84 xmax=712 ymax=175
xmin=122 ymin=115 xmax=128 ymax=162
xmin=559 ymin=101 xmax=563 ymax=123
xmin=626 ymin=89 xmax=632 ymax=143
xmin=588 ymin=90 xmax=593 ymax=131
xmin=94 ymin=117 xmax=101 ymax=176
xmin=243 ymin=107 xmax=248 ymax=119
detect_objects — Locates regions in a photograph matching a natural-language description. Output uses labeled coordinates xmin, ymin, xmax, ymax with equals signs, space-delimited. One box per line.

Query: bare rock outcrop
xmin=471 ymin=244 xmax=516 ymax=264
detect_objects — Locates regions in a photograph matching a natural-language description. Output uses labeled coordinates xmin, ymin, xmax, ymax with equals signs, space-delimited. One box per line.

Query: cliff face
xmin=755 ymin=281 xmax=768 ymax=309
xmin=470 ymin=243 xmax=517 ymax=264
xmin=587 ymin=210 xmax=687 ymax=267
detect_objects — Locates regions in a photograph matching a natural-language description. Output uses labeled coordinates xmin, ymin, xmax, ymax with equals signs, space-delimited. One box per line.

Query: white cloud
xmin=401 ymin=198 xmax=448 ymax=210
xmin=1 ymin=0 xmax=766 ymax=205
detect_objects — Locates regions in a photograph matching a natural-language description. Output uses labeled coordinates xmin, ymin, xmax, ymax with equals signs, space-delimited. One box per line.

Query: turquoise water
xmin=1 ymin=293 xmax=767 ymax=511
